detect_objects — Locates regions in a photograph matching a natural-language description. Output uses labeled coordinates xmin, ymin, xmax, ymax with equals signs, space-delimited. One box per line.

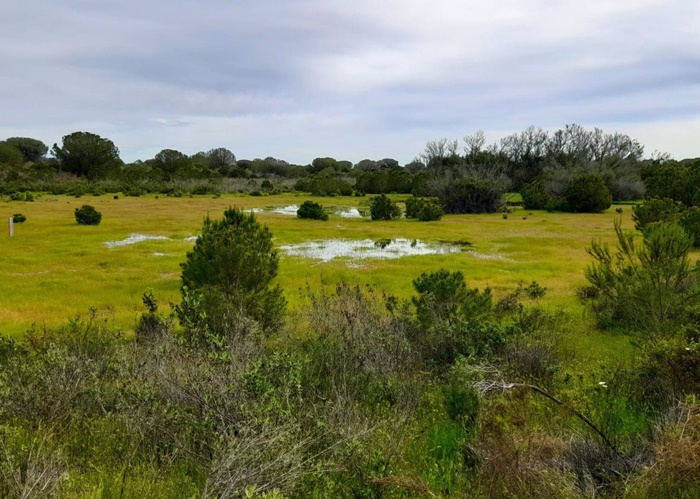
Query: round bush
xmin=12 ymin=213 xmax=26 ymax=223
xmin=521 ymin=181 xmax=552 ymax=210
xmin=297 ymin=200 xmax=328 ymax=221
xmin=370 ymin=194 xmax=402 ymax=220
xmin=563 ymin=174 xmax=612 ymax=213
xmin=418 ymin=201 xmax=444 ymax=221
xmin=74 ymin=204 xmax=102 ymax=225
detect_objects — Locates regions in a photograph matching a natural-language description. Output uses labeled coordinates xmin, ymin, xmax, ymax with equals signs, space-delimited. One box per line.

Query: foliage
xmin=180 ymin=208 xmax=286 ymax=336
xmin=418 ymin=201 xmax=444 ymax=221
xmin=679 ymin=206 xmax=700 ymax=246
xmin=641 ymin=160 xmax=700 ymax=206
xmin=52 ymin=131 xmax=121 ymax=179
xmin=405 ymin=197 xmax=444 ymax=221
xmin=0 ymin=143 xmax=24 ymax=167
xmin=434 ymin=177 xmax=507 ymax=214
xmin=369 ymin=194 xmax=402 ymax=220
xmin=74 ymin=204 xmax=102 ymax=225
xmin=632 ymin=197 xmax=684 ymax=232
xmin=11 ymin=213 xmax=26 ymax=223
xmin=3 ymin=137 xmax=48 ymax=162
xmin=563 ymin=173 xmax=612 ymax=213
xmin=521 ymin=180 xmax=552 ymax=210
xmin=412 ymin=269 xmax=492 ymax=329
xmin=296 ymin=200 xmax=328 ymax=221
xmin=583 ymin=221 xmax=699 ymax=333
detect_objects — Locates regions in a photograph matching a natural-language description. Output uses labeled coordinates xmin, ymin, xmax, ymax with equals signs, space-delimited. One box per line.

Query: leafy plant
xmin=296 ymin=200 xmax=328 ymax=221
xmin=74 ymin=204 xmax=102 ymax=225
xmin=632 ymin=197 xmax=684 ymax=232
xmin=583 ymin=221 xmax=700 ymax=333
xmin=370 ymin=194 xmax=402 ymax=220
xmin=563 ymin=173 xmax=612 ymax=213
xmin=11 ymin=213 xmax=26 ymax=223
xmin=180 ymin=208 xmax=286 ymax=336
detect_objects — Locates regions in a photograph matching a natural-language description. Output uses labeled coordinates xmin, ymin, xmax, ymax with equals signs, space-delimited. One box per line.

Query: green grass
xmin=1 ymin=193 xmax=636 ymax=342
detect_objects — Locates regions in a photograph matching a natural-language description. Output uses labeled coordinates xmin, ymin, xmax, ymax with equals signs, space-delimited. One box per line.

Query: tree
xmin=180 ymin=208 xmax=286 ymax=335
xmin=152 ymin=149 xmax=191 ymax=178
xmin=52 ymin=132 xmax=121 ymax=178
xmin=370 ymin=194 xmax=402 ymax=220
xmin=563 ymin=173 xmax=612 ymax=213
xmin=583 ymin=221 xmax=699 ymax=333
xmin=206 ymin=147 xmax=236 ymax=170
xmin=297 ymin=201 xmax=328 ymax=221
xmin=632 ymin=198 xmax=684 ymax=232
xmin=0 ymin=143 xmax=24 ymax=167
xmin=3 ymin=137 xmax=48 ymax=162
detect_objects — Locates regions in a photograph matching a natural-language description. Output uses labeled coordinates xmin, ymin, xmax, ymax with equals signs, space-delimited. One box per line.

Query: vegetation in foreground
xmin=1 ymin=208 xmax=699 ymax=498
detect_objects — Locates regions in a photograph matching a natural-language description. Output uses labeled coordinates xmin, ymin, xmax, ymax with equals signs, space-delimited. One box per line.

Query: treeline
xmin=1 ymin=126 xmax=699 ymax=214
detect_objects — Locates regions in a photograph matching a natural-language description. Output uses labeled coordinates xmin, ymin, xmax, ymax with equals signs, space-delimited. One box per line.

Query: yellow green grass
xmin=1 ymin=193 xmax=636 ymax=359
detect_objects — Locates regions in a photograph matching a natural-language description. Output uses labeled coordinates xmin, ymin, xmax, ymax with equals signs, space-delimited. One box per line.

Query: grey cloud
xmin=1 ymin=0 xmax=699 ymax=163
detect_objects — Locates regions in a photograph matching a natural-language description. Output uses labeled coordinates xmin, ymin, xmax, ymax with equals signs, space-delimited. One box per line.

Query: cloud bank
xmin=1 ymin=0 xmax=698 ymax=163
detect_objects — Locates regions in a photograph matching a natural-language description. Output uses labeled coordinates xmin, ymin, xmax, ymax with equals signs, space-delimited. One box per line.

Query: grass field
xmin=1 ymin=193 xmax=637 ymax=355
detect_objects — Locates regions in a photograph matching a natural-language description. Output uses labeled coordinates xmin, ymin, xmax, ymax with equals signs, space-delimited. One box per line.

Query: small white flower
xmin=598 ymin=381 xmax=608 ymax=387
xmin=686 ymin=347 xmax=692 ymax=351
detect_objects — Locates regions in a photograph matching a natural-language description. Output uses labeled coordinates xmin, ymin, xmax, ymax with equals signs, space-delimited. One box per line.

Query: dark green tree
xmin=370 ymin=194 xmax=402 ymax=220
xmin=563 ymin=173 xmax=612 ymax=213
xmin=51 ymin=132 xmax=121 ymax=178
xmin=632 ymin=197 xmax=684 ymax=232
xmin=0 ymin=143 xmax=24 ymax=167
xmin=152 ymin=149 xmax=191 ymax=179
xmin=181 ymin=208 xmax=286 ymax=334
xmin=297 ymin=200 xmax=328 ymax=220
xmin=3 ymin=137 xmax=48 ymax=162
xmin=206 ymin=147 xmax=236 ymax=169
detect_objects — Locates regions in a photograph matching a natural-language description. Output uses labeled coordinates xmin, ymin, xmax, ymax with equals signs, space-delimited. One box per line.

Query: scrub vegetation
xmin=1 ymin=127 xmax=700 ymax=497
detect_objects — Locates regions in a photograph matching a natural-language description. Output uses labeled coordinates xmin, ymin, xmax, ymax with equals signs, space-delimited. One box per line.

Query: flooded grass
xmin=280 ymin=238 xmax=464 ymax=262
xmin=104 ymin=233 xmax=170 ymax=248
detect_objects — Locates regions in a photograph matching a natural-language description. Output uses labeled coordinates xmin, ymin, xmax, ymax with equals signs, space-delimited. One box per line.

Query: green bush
xmin=74 ymin=205 xmax=102 ymax=225
xmin=405 ymin=197 xmax=444 ymax=221
xmin=296 ymin=200 xmax=328 ymax=221
xmin=418 ymin=201 xmax=444 ymax=221
xmin=180 ymin=208 xmax=286 ymax=338
xmin=439 ymin=178 xmax=506 ymax=214
xmin=563 ymin=173 xmax=612 ymax=213
xmin=584 ymin=221 xmax=698 ymax=333
xmin=679 ymin=206 xmax=700 ymax=246
xmin=412 ymin=269 xmax=492 ymax=330
xmin=521 ymin=181 xmax=552 ymax=210
xmin=369 ymin=194 xmax=402 ymax=220
xmin=632 ymin=197 xmax=684 ymax=232
xmin=11 ymin=213 xmax=26 ymax=223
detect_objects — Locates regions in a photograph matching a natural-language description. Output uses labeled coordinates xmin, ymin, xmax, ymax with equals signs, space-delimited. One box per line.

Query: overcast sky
xmin=1 ymin=0 xmax=699 ymax=164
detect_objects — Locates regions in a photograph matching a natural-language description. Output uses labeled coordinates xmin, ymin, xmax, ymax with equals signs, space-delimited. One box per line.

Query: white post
xmin=8 ymin=217 xmax=13 ymax=237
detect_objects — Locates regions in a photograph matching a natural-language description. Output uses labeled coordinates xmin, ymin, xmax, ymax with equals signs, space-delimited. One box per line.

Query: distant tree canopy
xmin=151 ymin=149 xmax=192 ymax=179
xmin=0 ymin=143 xmax=24 ymax=167
xmin=3 ymin=137 xmax=48 ymax=162
xmin=52 ymin=131 xmax=121 ymax=179
xmin=206 ymin=147 xmax=236 ymax=170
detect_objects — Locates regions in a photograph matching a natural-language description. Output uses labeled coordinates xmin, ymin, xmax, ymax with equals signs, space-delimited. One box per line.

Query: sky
xmin=1 ymin=0 xmax=699 ymax=164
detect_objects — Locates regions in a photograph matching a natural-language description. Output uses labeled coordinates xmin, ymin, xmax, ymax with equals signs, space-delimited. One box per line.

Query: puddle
xmin=104 ymin=233 xmax=170 ymax=248
xmin=335 ymin=207 xmax=364 ymax=218
xmin=279 ymin=238 xmax=463 ymax=262
xmin=464 ymin=249 xmax=510 ymax=260
xmin=271 ymin=205 xmax=299 ymax=216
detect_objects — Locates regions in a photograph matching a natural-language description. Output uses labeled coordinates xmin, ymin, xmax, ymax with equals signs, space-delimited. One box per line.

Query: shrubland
xmin=0 ymin=207 xmax=698 ymax=498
